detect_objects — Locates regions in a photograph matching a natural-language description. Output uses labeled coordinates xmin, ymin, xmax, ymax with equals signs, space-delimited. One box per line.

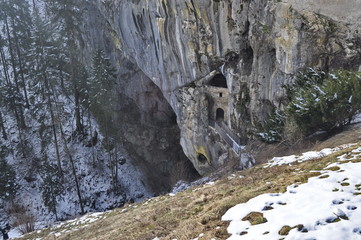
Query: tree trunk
xmin=0 ymin=40 xmax=25 ymax=130
xmin=0 ymin=34 xmax=11 ymax=85
xmin=114 ymin=146 xmax=118 ymax=187
xmin=87 ymin=110 xmax=97 ymax=166
xmin=4 ymin=16 xmax=20 ymax=93
xmin=0 ymin=112 xmax=8 ymax=140
xmin=16 ymin=124 xmax=27 ymax=158
xmin=69 ymin=53 xmax=83 ymax=133
xmin=12 ymin=25 xmax=30 ymax=108
xmin=74 ymin=87 xmax=82 ymax=133
xmin=17 ymin=103 xmax=27 ymax=129
xmin=4 ymin=18 xmax=26 ymax=129
xmin=59 ymin=122 xmax=84 ymax=214
xmin=44 ymin=74 xmax=63 ymax=176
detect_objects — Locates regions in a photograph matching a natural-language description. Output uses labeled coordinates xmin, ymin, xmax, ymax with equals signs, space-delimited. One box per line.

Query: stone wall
xmin=206 ymin=86 xmax=229 ymax=122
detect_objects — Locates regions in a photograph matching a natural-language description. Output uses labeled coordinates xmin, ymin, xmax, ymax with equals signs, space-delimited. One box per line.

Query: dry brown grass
xmin=17 ymin=137 xmax=361 ymax=240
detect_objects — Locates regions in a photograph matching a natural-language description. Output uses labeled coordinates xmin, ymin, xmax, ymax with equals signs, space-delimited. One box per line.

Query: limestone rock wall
xmin=84 ymin=0 xmax=361 ymax=175
xmin=79 ymin=3 xmax=198 ymax=194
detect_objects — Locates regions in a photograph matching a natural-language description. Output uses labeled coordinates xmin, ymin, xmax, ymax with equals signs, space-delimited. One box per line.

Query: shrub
xmin=286 ymin=69 xmax=361 ymax=135
xmin=6 ymin=203 xmax=36 ymax=234
xmin=254 ymin=109 xmax=285 ymax=143
xmin=255 ymin=68 xmax=361 ymax=143
xmin=282 ymin=118 xmax=304 ymax=143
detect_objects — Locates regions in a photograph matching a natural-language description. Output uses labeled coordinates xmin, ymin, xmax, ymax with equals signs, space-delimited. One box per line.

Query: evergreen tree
xmin=40 ymin=163 xmax=63 ymax=219
xmin=90 ymin=48 xmax=118 ymax=188
xmin=42 ymin=0 xmax=89 ymax=214
xmin=89 ymin=48 xmax=116 ymax=120
xmin=286 ymin=69 xmax=361 ymax=135
xmin=0 ymin=146 xmax=18 ymax=200
xmin=29 ymin=8 xmax=66 ymax=174
xmin=0 ymin=0 xmax=33 ymax=108
xmin=44 ymin=0 xmax=86 ymax=133
xmin=0 ymin=31 xmax=26 ymax=131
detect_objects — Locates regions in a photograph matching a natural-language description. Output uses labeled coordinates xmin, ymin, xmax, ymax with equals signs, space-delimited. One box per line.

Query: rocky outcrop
xmin=83 ymin=0 xmax=361 ymax=175
xmin=80 ymin=3 xmax=199 ymax=193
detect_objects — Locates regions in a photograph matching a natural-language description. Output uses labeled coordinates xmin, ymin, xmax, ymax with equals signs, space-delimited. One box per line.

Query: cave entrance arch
xmin=209 ymin=74 xmax=228 ymax=88
xmin=216 ymin=108 xmax=225 ymax=121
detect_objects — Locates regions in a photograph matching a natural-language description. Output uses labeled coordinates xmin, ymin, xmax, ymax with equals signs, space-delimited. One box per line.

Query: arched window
xmin=216 ymin=108 xmax=225 ymax=121
xmin=209 ymin=74 xmax=227 ymax=88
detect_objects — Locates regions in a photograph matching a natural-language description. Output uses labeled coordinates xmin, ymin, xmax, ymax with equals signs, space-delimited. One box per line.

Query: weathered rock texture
xmin=80 ymin=3 xmax=200 ymax=194
xmin=82 ymin=0 xmax=361 ymax=176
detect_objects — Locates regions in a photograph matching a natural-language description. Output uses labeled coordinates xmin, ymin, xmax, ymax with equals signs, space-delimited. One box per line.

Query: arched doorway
xmin=216 ymin=108 xmax=225 ymax=121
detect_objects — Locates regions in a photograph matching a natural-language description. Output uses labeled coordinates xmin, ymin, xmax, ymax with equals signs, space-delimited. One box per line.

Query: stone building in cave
xmin=205 ymin=72 xmax=244 ymax=155
xmin=193 ymin=72 xmax=231 ymax=166
xmin=205 ymin=73 xmax=229 ymax=123
xmin=182 ymin=71 xmax=244 ymax=170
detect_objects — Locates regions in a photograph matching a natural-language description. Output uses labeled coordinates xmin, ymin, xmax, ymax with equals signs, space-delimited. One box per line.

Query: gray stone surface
xmin=80 ymin=0 xmax=361 ymax=176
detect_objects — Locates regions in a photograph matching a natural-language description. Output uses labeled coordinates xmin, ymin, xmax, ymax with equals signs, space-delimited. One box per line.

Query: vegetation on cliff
xmin=256 ymin=69 xmax=361 ymax=143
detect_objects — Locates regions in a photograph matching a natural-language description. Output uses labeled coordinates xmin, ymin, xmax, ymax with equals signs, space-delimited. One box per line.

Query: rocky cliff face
xmin=80 ymin=3 xmax=199 ymax=193
xmin=82 ymin=0 xmax=361 ymax=176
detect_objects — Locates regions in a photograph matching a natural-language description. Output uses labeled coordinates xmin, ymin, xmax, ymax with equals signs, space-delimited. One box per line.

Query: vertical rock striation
xmin=82 ymin=0 xmax=361 ymax=175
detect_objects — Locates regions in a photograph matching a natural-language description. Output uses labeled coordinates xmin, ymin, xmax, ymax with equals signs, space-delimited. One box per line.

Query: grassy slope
xmin=19 ymin=125 xmax=361 ymax=240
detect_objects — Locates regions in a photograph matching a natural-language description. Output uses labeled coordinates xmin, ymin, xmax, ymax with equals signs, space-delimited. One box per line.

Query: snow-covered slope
xmin=0 ymin=93 xmax=152 ymax=224
xmin=223 ymin=147 xmax=361 ymax=240
xmin=9 ymin=142 xmax=361 ymax=240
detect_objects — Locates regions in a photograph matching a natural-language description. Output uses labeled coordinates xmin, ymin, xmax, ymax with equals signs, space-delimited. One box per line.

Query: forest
xmin=0 ymin=0 xmax=142 ymax=226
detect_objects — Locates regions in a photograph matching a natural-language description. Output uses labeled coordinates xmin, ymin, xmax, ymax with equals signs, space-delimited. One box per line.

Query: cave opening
xmin=241 ymin=46 xmax=254 ymax=76
xmin=209 ymin=74 xmax=228 ymax=88
xmin=216 ymin=108 xmax=225 ymax=121
xmin=197 ymin=153 xmax=208 ymax=164
xmin=116 ymin=71 xmax=201 ymax=195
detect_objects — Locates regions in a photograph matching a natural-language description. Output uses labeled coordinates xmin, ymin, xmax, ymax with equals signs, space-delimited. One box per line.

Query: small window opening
xmin=219 ymin=92 xmax=223 ymax=98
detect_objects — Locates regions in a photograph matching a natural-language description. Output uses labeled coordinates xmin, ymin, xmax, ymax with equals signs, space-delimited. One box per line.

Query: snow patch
xmin=223 ymin=153 xmax=361 ymax=240
xmin=265 ymin=144 xmax=354 ymax=167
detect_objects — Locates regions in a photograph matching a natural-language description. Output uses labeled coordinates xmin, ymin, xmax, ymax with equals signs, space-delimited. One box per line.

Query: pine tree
xmin=0 ymin=22 xmax=26 ymax=131
xmin=40 ymin=163 xmax=63 ymax=220
xmin=0 ymin=146 xmax=18 ymax=200
xmin=29 ymin=7 xmax=66 ymax=175
xmin=44 ymin=0 xmax=86 ymax=133
xmin=286 ymin=69 xmax=361 ymax=135
xmin=1 ymin=0 xmax=33 ymax=108
xmin=90 ymin=48 xmax=119 ymax=188
xmin=89 ymin=48 xmax=116 ymax=125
